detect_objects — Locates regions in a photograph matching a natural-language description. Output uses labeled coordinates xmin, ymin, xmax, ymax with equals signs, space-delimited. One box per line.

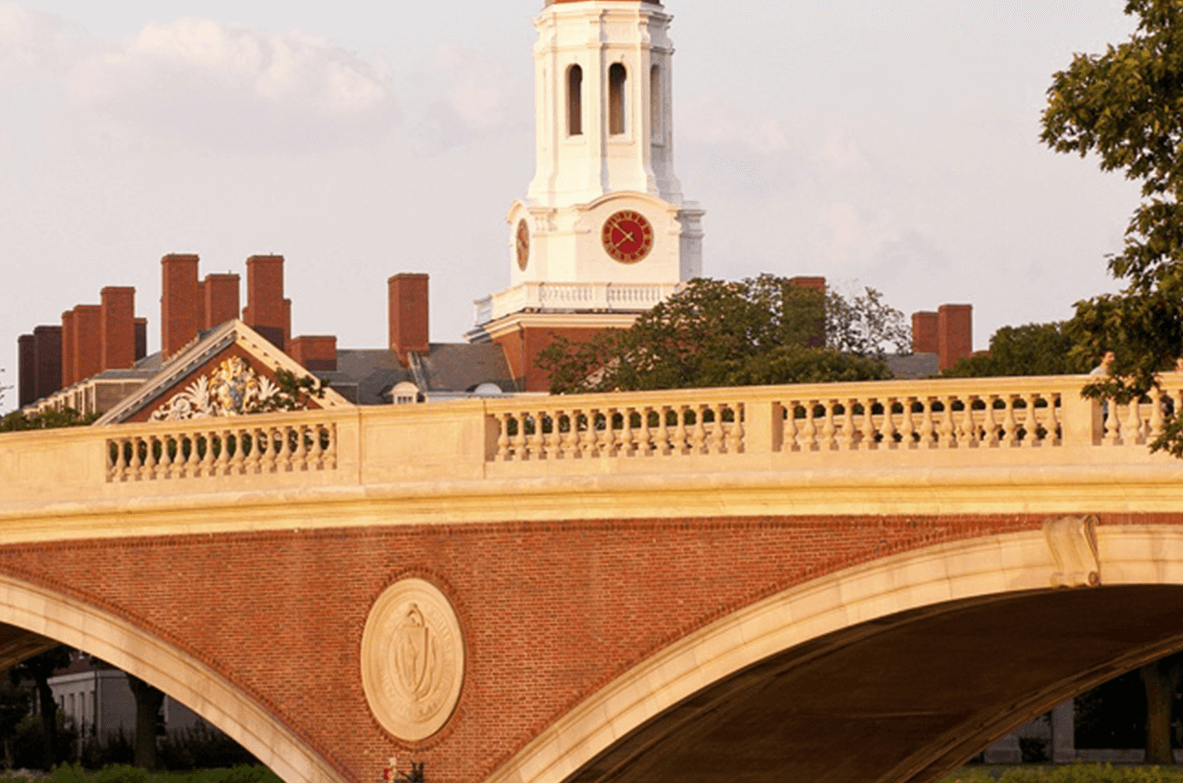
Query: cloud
xmin=413 ymin=45 xmax=518 ymax=154
xmin=0 ymin=4 xmax=88 ymax=81
xmin=68 ymin=17 xmax=398 ymax=152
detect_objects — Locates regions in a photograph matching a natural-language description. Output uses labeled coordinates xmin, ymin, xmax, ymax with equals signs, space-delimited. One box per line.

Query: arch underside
xmin=0 ymin=578 xmax=347 ymax=783
xmin=569 ymin=585 xmax=1183 ymax=783
xmin=491 ymin=527 xmax=1183 ymax=783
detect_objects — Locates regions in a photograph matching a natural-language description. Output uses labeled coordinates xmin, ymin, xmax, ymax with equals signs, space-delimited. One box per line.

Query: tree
xmin=536 ymin=276 xmax=906 ymax=394
xmin=943 ymin=322 xmax=1091 ymax=377
xmin=11 ymin=646 xmax=72 ymax=770
xmin=1042 ymin=0 xmax=1183 ymax=456
xmin=127 ymin=674 xmax=164 ymax=770
xmin=0 ymin=407 xmax=98 ymax=432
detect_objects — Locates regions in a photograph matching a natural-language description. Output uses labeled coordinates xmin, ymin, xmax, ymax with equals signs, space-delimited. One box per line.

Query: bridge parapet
xmin=1 ymin=374 xmax=1181 ymax=511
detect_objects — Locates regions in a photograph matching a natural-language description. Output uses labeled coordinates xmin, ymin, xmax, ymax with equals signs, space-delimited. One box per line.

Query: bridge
xmin=2 ymin=373 xmax=1183 ymax=783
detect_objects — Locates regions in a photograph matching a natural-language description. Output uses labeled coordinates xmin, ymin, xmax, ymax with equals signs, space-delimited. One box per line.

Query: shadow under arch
xmin=0 ymin=573 xmax=347 ymax=783
xmin=487 ymin=525 xmax=1183 ymax=783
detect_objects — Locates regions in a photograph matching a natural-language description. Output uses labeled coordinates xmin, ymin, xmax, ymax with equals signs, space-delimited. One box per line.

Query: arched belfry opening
xmin=609 ymin=63 xmax=627 ymax=135
xmin=567 ymin=64 xmax=583 ymax=136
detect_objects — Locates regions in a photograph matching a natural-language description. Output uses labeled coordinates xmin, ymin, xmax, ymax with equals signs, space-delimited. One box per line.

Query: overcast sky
xmin=0 ymin=0 xmax=1142 ymax=412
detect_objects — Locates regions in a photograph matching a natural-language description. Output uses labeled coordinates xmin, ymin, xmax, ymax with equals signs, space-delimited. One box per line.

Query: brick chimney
xmin=72 ymin=305 xmax=102 ymax=383
xmin=134 ymin=318 xmax=148 ymax=362
xmin=788 ymin=275 xmax=826 ymax=348
xmin=32 ymin=326 xmax=62 ymax=402
xmin=161 ymin=254 xmax=201 ymax=359
xmin=912 ymin=311 xmax=939 ymax=355
xmin=388 ymin=274 xmax=430 ymax=364
xmin=203 ymin=273 xmax=240 ymax=329
xmin=100 ymin=287 xmax=136 ymax=371
xmin=244 ymin=255 xmax=288 ymax=350
xmin=17 ymin=335 xmax=35 ymax=407
xmin=938 ymin=304 xmax=972 ymax=372
xmin=60 ymin=310 xmax=75 ymax=387
xmin=289 ymin=336 xmax=338 ymax=372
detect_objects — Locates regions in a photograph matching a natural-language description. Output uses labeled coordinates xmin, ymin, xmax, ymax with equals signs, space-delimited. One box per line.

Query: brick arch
xmin=485 ymin=525 xmax=1183 ymax=783
xmin=0 ymin=573 xmax=347 ymax=783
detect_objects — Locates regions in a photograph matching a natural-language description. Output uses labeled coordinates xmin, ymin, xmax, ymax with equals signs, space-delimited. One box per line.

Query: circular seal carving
xmin=361 ymin=578 xmax=465 ymax=741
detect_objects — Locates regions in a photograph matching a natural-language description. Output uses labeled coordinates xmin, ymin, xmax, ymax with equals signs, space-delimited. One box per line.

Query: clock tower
xmin=471 ymin=0 xmax=704 ymax=391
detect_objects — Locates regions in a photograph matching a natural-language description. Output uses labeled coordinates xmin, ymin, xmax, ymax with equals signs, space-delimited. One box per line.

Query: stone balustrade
xmin=472 ymin=282 xmax=681 ymax=324
xmin=2 ymin=374 xmax=1182 ymax=510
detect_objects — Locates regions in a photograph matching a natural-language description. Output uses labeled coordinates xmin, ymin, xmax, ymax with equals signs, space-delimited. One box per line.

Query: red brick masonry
xmin=0 ymin=513 xmax=1167 ymax=782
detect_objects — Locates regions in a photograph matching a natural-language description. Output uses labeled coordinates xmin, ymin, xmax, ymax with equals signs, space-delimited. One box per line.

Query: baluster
xmin=637 ymin=407 xmax=652 ymax=456
xmin=322 ymin=425 xmax=337 ymax=469
xmin=1103 ymin=397 xmax=1121 ymax=446
xmin=108 ymin=439 xmax=124 ymax=481
xmin=153 ymin=435 xmax=172 ymax=479
xmin=838 ymin=400 xmax=856 ymax=450
xmin=726 ymin=404 xmax=744 ymax=453
xmin=655 ymin=407 xmax=672 ymax=455
xmin=800 ymin=402 xmax=819 ymax=452
xmin=1125 ymin=396 xmax=1145 ymax=445
xmin=1002 ymin=397 xmax=1018 ymax=447
xmin=194 ymin=431 xmax=212 ymax=475
xmin=936 ymin=397 xmax=955 ymax=448
xmin=859 ymin=399 xmax=877 ymax=451
xmin=227 ymin=427 xmax=245 ymax=474
xmin=819 ymin=401 xmax=837 ymax=451
xmin=687 ymin=405 xmax=705 ymax=454
xmin=1048 ymin=396 xmax=1063 ymax=446
xmin=703 ymin=404 xmax=720 ymax=454
xmin=1150 ymin=391 xmax=1166 ymax=441
xmin=899 ymin=397 xmax=916 ymax=449
xmin=211 ymin=429 xmax=228 ymax=474
xmin=496 ymin=412 xmax=511 ymax=460
xmin=601 ymin=410 xmax=617 ymax=457
xmin=513 ymin=412 xmax=529 ymax=461
xmin=621 ymin=407 xmax=636 ymax=457
xmin=673 ymin=406 xmax=689 ymax=454
xmin=953 ymin=398 xmax=972 ymax=447
xmin=919 ymin=399 xmax=936 ymax=448
xmin=1023 ymin=395 xmax=1042 ymax=447
xmin=983 ymin=397 xmax=1000 ymax=447
xmin=553 ymin=410 xmax=571 ymax=459
xmin=782 ymin=402 xmax=799 ymax=453
xmin=292 ymin=424 xmax=309 ymax=470
xmin=879 ymin=399 xmax=897 ymax=450
xmin=280 ymin=426 xmax=297 ymax=471
xmin=578 ymin=410 xmax=596 ymax=457
xmin=126 ymin=436 xmax=143 ymax=480
xmin=308 ymin=424 xmax=324 ymax=470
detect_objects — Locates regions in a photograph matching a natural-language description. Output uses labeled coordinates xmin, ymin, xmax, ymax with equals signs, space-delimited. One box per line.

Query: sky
xmin=0 ymin=0 xmax=1144 ymax=412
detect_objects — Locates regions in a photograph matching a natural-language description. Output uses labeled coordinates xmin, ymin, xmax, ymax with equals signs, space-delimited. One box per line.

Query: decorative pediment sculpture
xmin=150 ymin=357 xmax=281 ymax=421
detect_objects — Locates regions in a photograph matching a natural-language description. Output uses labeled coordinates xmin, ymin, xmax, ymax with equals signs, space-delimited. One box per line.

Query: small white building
xmin=48 ymin=666 xmax=201 ymax=743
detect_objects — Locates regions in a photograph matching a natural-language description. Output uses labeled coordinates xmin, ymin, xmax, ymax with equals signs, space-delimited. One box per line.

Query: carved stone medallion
xmin=361 ymin=578 xmax=465 ymax=741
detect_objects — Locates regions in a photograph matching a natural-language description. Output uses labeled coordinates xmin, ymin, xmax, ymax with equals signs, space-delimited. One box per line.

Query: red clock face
xmin=601 ymin=210 xmax=654 ymax=263
xmin=515 ymin=219 xmax=529 ymax=271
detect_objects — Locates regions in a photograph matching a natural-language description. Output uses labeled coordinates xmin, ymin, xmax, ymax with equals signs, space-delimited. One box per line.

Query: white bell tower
xmin=471 ymin=0 xmax=704 ymax=390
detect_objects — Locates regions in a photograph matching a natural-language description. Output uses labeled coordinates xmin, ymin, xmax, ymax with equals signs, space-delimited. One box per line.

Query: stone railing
xmin=106 ymin=419 xmax=338 ymax=482
xmin=2 ymin=375 xmax=1181 ymax=508
xmin=473 ymin=282 xmax=680 ymax=324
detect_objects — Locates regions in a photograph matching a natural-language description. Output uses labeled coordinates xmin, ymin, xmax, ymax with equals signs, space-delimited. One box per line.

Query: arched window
xmin=567 ymin=65 xmax=583 ymax=136
xmin=609 ymin=63 xmax=627 ymax=135
xmin=650 ymin=64 xmax=662 ymax=141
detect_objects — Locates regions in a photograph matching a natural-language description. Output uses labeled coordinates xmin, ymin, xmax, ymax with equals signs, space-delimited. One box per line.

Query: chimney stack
xmin=134 ymin=318 xmax=148 ymax=361
xmin=100 ymin=287 xmax=136 ymax=371
xmin=788 ymin=275 xmax=826 ymax=348
xmin=244 ymin=255 xmax=288 ymax=349
xmin=289 ymin=336 xmax=338 ymax=372
xmin=71 ymin=304 xmax=102 ymax=384
xmin=388 ymin=274 xmax=430 ymax=364
xmin=203 ymin=273 xmax=240 ymax=329
xmin=938 ymin=304 xmax=972 ymax=372
xmin=60 ymin=310 xmax=75 ymax=388
xmin=161 ymin=254 xmax=201 ymax=358
xmin=912 ymin=311 xmax=939 ymax=355
xmin=17 ymin=335 xmax=35 ymax=407
xmin=32 ymin=325 xmax=63 ymax=401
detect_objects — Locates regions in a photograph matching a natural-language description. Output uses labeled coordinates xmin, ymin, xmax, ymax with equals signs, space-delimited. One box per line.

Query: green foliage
xmin=246 ymin=369 xmax=329 ymax=414
xmin=944 ymin=322 xmax=1091 ymax=378
xmin=0 ymin=408 xmax=99 ymax=432
xmin=0 ymin=764 xmax=281 ymax=783
xmin=940 ymin=765 xmax=1183 ymax=783
xmin=1042 ymin=0 xmax=1183 ymax=455
xmin=537 ymin=276 xmax=903 ymax=393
